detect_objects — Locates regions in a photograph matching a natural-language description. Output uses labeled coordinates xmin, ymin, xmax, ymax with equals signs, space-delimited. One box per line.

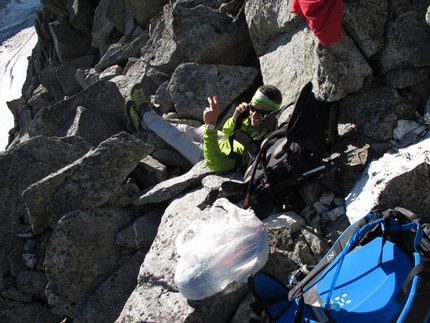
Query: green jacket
xmin=203 ymin=117 xmax=268 ymax=172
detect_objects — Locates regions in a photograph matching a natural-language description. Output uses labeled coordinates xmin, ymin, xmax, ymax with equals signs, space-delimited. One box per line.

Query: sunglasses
xmin=249 ymin=104 xmax=269 ymax=118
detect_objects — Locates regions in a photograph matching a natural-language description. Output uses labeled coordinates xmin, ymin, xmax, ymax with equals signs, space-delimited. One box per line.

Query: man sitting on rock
xmin=126 ymin=83 xmax=282 ymax=172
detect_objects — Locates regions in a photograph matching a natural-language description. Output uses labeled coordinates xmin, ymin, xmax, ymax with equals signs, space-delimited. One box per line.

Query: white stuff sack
xmin=174 ymin=198 xmax=269 ymax=300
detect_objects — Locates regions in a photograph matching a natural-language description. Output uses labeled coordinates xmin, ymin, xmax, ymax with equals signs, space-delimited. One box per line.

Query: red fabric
xmin=290 ymin=0 xmax=344 ymax=46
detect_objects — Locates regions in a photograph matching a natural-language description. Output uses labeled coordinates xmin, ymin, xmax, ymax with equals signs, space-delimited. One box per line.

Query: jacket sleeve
xmin=222 ymin=117 xmax=236 ymax=139
xmin=203 ymin=128 xmax=246 ymax=172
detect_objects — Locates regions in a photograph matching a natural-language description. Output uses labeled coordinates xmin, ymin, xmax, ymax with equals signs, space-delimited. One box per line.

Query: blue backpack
xmin=248 ymin=207 xmax=430 ymax=323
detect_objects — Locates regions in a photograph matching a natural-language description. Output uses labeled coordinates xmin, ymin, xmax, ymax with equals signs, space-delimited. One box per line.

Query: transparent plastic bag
xmin=174 ymin=198 xmax=269 ymax=300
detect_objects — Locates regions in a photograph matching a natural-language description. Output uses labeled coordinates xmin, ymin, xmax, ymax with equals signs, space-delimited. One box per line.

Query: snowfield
xmin=0 ymin=0 xmax=41 ymax=151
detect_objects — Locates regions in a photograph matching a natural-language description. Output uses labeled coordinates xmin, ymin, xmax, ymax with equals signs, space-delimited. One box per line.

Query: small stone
xmin=313 ymin=201 xmax=328 ymax=214
xmin=25 ymin=257 xmax=37 ymax=270
xmin=393 ymin=120 xmax=420 ymax=141
xmin=334 ymin=197 xmax=345 ymax=207
xmin=264 ymin=212 xmax=306 ymax=233
xmin=327 ymin=206 xmax=346 ymax=221
xmin=319 ymin=191 xmax=335 ymax=206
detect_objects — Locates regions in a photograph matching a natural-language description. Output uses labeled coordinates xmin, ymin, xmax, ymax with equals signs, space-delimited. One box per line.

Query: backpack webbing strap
xmin=283 ymin=143 xmax=303 ymax=180
xmin=227 ymin=130 xmax=254 ymax=170
xmin=242 ymin=130 xmax=270 ymax=208
xmin=292 ymin=296 xmax=305 ymax=323
xmin=226 ymin=108 xmax=250 ymax=169
xmin=227 ymin=150 xmax=243 ymax=171
xmin=395 ymin=260 xmax=430 ymax=303
xmin=378 ymin=212 xmax=392 ymax=265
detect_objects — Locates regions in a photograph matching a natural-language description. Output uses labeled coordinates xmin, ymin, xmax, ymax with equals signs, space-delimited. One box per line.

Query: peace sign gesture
xmin=203 ymin=96 xmax=219 ymax=125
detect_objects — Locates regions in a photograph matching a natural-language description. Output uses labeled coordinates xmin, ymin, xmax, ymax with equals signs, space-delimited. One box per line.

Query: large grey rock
xmin=152 ymin=148 xmax=193 ymax=170
xmin=95 ymin=32 xmax=149 ymax=72
xmin=168 ymin=63 xmax=259 ymax=120
xmin=245 ymin=0 xmax=300 ymax=56
xmin=338 ymin=86 xmax=416 ymax=142
xmin=112 ymin=59 xmax=169 ymax=103
xmin=131 ymin=127 xmax=176 ymax=152
xmin=38 ymin=65 xmax=61 ymax=95
xmin=330 ymin=134 xmax=384 ymax=194
xmin=259 ymin=26 xmax=373 ymax=105
xmin=91 ymin=0 xmax=116 ymax=48
xmin=0 ymin=136 xmax=90 ymax=289
xmin=66 ymin=0 xmax=94 ymax=36
xmin=125 ymin=0 xmax=168 ymax=28
xmin=374 ymin=6 xmax=430 ymax=75
xmin=56 ymin=55 xmax=94 ymax=96
xmin=152 ymin=79 xmax=173 ymax=111
xmin=49 ymin=18 xmax=93 ymax=63
xmin=6 ymin=98 xmax=20 ymax=124
xmin=264 ymin=211 xmax=306 ymax=234
xmin=33 ymin=7 xmax=54 ymax=45
xmin=23 ymin=132 xmax=152 ymax=233
xmin=66 ymin=106 xmax=126 ymax=147
xmin=140 ymin=4 xmax=187 ymax=75
xmin=74 ymin=248 xmax=148 ymax=323
xmin=133 ymin=160 xmax=214 ymax=205
xmin=342 ymin=0 xmax=387 ymax=58
xmin=99 ymin=64 xmax=124 ymax=81
xmin=0 ymin=298 xmax=63 ymax=323
xmin=346 ymin=137 xmax=430 ymax=223
xmin=99 ymin=64 xmax=125 ymax=80
xmin=27 ymin=84 xmax=55 ymax=113
xmin=170 ymin=3 xmax=251 ymax=65
xmin=384 ymin=67 xmax=430 ymax=90
xmin=44 ymin=207 xmax=133 ymax=317
xmin=115 ymin=209 xmax=163 ymax=249
xmin=16 ymin=270 xmax=48 ymax=300
xmin=99 ymin=65 xmax=124 ymax=81
xmin=75 ymin=67 xmax=100 ymax=89
xmin=27 ymin=80 xmax=126 ymax=140
xmin=393 ymin=119 xmax=422 ymax=141
xmin=103 ymin=182 xmax=141 ymax=208
xmin=131 ymin=155 xmax=168 ymax=189
xmin=140 ymin=1 xmax=253 ymax=74
xmin=104 ymin=0 xmax=128 ymax=34
xmin=41 ymin=0 xmax=68 ymax=18
xmin=8 ymin=103 xmax=33 ymax=148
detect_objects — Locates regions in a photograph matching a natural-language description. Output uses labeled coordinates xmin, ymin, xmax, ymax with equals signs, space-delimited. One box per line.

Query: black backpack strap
xmin=227 ymin=108 xmax=250 ymax=169
xmin=283 ymin=142 xmax=304 ymax=180
xmin=243 ymin=141 xmax=267 ymax=208
xmin=293 ymin=296 xmax=305 ymax=323
xmin=226 ymin=137 xmax=242 ymax=169
xmin=227 ymin=130 xmax=254 ymax=170
xmin=196 ymin=188 xmax=220 ymax=209
xmin=395 ymin=260 xmax=430 ymax=303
